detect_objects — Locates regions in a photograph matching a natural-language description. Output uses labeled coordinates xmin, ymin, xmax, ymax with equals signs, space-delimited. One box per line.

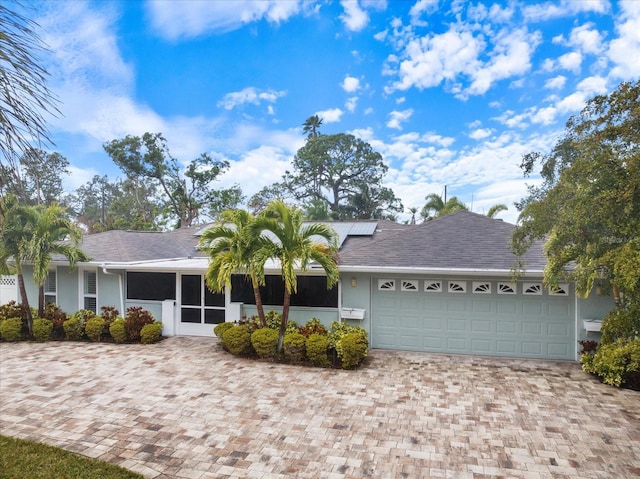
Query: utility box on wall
xmin=341 ymin=307 xmax=366 ymax=321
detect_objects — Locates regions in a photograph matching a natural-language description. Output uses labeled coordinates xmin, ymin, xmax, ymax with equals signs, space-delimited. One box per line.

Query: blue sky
xmin=25 ymin=0 xmax=640 ymax=223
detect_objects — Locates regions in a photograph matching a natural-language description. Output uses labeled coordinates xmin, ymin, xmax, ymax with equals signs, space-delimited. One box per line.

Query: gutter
xmin=337 ymin=265 xmax=546 ymax=277
xmin=101 ymin=264 xmax=124 ymax=316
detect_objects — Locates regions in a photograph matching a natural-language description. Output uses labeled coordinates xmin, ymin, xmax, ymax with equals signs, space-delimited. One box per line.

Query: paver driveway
xmin=1 ymin=337 xmax=639 ymax=479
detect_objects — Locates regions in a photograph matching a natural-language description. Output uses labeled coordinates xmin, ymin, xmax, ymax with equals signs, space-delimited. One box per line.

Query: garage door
xmin=371 ymin=278 xmax=575 ymax=360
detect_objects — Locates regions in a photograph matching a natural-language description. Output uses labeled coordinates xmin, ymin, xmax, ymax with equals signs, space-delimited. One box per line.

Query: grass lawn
xmin=0 ymin=435 xmax=144 ymax=479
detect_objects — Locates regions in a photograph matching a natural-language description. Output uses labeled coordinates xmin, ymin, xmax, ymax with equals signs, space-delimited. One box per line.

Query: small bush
xmin=223 ymin=325 xmax=254 ymax=356
xmin=581 ymin=338 xmax=640 ymax=389
xmin=140 ymin=322 xmax=163 ymax=344
xmin=72 ymin=309 xmax=96 ymax=324
xmin=100 ymin=306 xmax=120 ymax=329
xmin=306 ymin=333 xmax=330 ymax=366
xmin=283 ymin=332 xmax=306 ymax=363
xmin=251 ymin=328 xmax=279 ymax=358
xmin=328 ymin=321 xmax=368 ymax=347
xmin=299 ymin=317 xmax=327 ymax=337
xmin=85 ymin=316 xmax=106 ymax=342
xmin=41 ymin=303 xmax=68 ymax=340
xmin=0 ymin=317 xmax=23 ymax=342
xmin=264 ymin=310 xmax=282 ymax=329
xmin=32 ymin=318 xmax=53 ymax=342
xmin=600 ymin=304 xmax=640 ymax=345
xmin=124 ymin=307 xmax=154 ymax=342
xmin=109 ymin=318 xmax=127 ymax=343
xmin=336 ymin=332 xmax=368 ymax=369
xmin=0 ymin=301 xmax=23 ymax=321
xmin=578 ymin=340 xmax=598 ymax=355
xmin=214 ymin=322 xmax=234 ymax=338
xmin=63 ymin=317 xmax=84 ymax=341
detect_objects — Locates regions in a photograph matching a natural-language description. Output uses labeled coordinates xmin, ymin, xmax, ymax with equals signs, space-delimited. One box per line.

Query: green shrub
xmin=140 ymin=322 xmax=163 ymax=344
xmin=85 ymin=316 xmax=106 ymax=342
xmin=41 ymin=303 xmax=68 ymax=340
xmin=328 ymin=321 xmax=368 ymax=347
xmin=109 ymin=318 xmax=127 ymax=343
xmin=0 ymin=301 xmax=23 ymax=321
xmin=72 ymin=309 xmax=96 ymax=323
xmin=306 ymin=333 xmax=330 ymax=366
xmin=32 ymin=318 xmax=53 ymax=342
xmin=336 ymin=332 xmax=369 ymax=369
xmin=299 ymin=317 xmax=327 ymax=337
xmin=0 ymin=317 xmax=23 ymax=342
xmin=581 ymin=338 xmax=640 ymax=388
xmin=214 ymin=322 xmax=234 ymax=338
xmin=63 ymin=317 xmax=84 ymax=341
xmin=600 ymin=303 xmax=640 ymax=345
xmin=251 ymin=328 xmax=279 ymax=358
xmin=264 ymin=310 xmax=282 ymax=329
xmin=222 ymin=325 xmax=254 ymax=356
xmin=283 ymin=332 xmax=306 ymax=362
xmin=124 ymin=307 xmax=154 ymax=342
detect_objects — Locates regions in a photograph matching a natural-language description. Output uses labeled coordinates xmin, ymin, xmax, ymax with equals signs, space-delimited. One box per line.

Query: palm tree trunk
xmin=38 ymin=284 xmax=45 ymax=318
xmin=251 ymin=274 xmax=266 ymax=327
xmin=17 ymin=273 xmax=33 ymax=336
xmin=277 ymin=289 xmax=291 ymax=353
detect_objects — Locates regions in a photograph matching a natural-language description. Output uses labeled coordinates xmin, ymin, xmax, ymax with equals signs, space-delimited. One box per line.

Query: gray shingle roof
xmin=66 ymin=211 xmax=546 ymax=272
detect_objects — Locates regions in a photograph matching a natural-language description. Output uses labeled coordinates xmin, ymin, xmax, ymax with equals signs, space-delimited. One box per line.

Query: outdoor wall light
xmin=351 ymin=277 xmax=357 ymax=287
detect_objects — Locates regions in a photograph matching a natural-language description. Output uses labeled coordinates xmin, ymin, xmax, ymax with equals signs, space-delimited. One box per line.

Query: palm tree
xmin=421 ymin=193 xmax=468 ymax=219
xmin=302 ymin=115 xmax=323 ymax=139
xmin=254 ymin=200 xmax=339 ymax=352
xmin=29 ymin=203 xmax=89 ymax=317
xmin=486 ymin=204 xmax=508 ymax=218
xmin=198 ymin=209 xmax=269 ymax=327
xmin=407 ymin=207 xmax=419 ymax=224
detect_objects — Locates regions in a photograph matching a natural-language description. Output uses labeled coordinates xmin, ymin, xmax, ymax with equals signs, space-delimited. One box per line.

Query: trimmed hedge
xmin=283 ymin=332 xmax=306 ymax=363
xmin=32 ymin=318 xmax=53 ymax=342
xmin=0 ymin=318 xmax=23 ymax=342
xmin=214 ymin=322 xmax=234 ymax=338
xmin=581 ymin=338 xmax=640 ymax=389
xmin=251 ymin=328 xmax=279 ymax=358
xmin=306 ymin=333 xmax=330 ymax=366
xmin=109 ymin=318 xmax=127 ymax=343
xmin=222 ymin=325 xmax=254 ymax=356
xmin=85 ymin=316 xmax=106 ymax=342
xmin=140 ymin=322 xmax=163 ymax=344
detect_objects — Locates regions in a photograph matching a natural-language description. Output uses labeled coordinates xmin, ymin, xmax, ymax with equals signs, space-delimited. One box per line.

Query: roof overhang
xmin=338 ymin=265 xmax=546 ymax=277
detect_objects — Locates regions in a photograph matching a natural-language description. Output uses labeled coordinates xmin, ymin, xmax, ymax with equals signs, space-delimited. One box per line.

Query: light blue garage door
xmin=371 ymin=278 xmax=575 ymax=360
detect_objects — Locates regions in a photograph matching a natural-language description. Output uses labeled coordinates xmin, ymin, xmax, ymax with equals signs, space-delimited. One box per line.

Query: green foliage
xmin=140 ymin=322 xmax=163 ymax=344
xmin=72 ymin=309 xmax=96 ymax=323
xmin=251 ymin=328 xmax=279 ymax=358
xmin=283 ymin=332 xmax=306 ymax=362
xmin=0 ymin=434 xmax=145 ymax=479
xmin=264 ymin=310 xmax=283 ymax=330
xmin=336 ymin=332 xmax=369 ymax=369
xmin=85 ymin=316 xmax=106 ymax=342
xmin=0 ymin=301 xmax=22 ymax=321
xmin=222 ymin=325 xmax=254 ymax=356
xmin=109 ymin=318 xmax=127 ymax=343
xmin=600 ymin=302 xmax=640 ymax=345
xmin=306 ymin=333 xmax=330 ymax=366
xmin=32 ymin=318 xmax=53 ymax=342
xmin=41 ymin=303 xmax=68 ymax=340
xmin=328 ymin=321 xmax=368 ymax=347
xmin=213 ymin=321 xmax=234 ymax=338
xmin=299 ymin=317 xmax=327 ymax=337
xmin=124 ymin=306 xmax=154 ymax=342
xmin=0 ymin=317 xmax=23 ymax=342
xmin=421 ymin=193 xmax=468 ymax=219
xmin=512 ymin=81 xmax=640 ymax=303
xmin=581 ymin=338 xmax=640 ymax=389
xmin=62 ymin=317 xmax=83 ymax=341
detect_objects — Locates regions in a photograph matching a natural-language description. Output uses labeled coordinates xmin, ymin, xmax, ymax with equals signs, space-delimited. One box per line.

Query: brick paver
xmin=1 ymin=337 xmax=638 ymax=478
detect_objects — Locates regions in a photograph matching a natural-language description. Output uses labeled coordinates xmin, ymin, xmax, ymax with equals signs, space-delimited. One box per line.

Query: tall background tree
xmin=103 ymin=132 xmax=243 ymax=228
xmin=421 ymin=192 xmax=468 ymax=220
xmin=512 ymin=80 xmax=639 ymax=340
xmin=283 ymin=131 xmax=403 ymax=220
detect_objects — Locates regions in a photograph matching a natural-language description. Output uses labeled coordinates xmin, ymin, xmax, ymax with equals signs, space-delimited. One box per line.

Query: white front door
xmin=179 ymin=274 xmax=225 ymax=336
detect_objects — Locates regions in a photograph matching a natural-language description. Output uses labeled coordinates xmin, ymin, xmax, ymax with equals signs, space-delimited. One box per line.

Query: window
xmin=83 ymin=270 xmax=97 ymax=313
xmin=44 ymin=270 xmax=57 ymax=304
xmin=378 ymin=279 xmax=395 ymax=291
xmin=231 ymin=275 xmax=338 ymax=308
xmin=127 ymin=272 xmax=176 ymax=301
xmin=424 ymin=281 xmax=442 ymax=292
xmin=549 ymin=283 xmax=569 ymax=296
xmin=472 ymin=282 xmax=491 ymax=294
xmin=497 ymin=282 xmax=516 ymax=294
xmin=448 ymin=281 xmax=467 ymax=293
xmin=401 ymin=280 xmax=418 ymax=291
xmin=523 ymin=283 xmax=542 ymax=295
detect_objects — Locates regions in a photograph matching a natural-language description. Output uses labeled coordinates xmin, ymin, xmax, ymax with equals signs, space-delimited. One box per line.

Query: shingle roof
xmin=64 ymin=211 xmax=546 ymax=273
xmin=338 ymin=211 xmax=547 ymax=272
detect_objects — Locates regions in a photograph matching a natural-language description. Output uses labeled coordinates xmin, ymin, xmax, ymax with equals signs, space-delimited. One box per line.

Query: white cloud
xmin=409 ymin=0 xmax=439 ymax=25
xmin=469 ymin=128 xmax=492 ymax=140
xmin=557 ymin=51 xmax=582 ymax=73
xmin=217 ymin=87 xmax=287 ymax=110
xmin=568 ymin=23 xmax=604 ymax=54
xmin=341 ymin=75 xmax=361 ymax=92
xmin=387 ymin=109 xmax=414 ymax=130
xmin=607 ymin=1 xmax=640 ymax=79
xmin=345 ymin=97 xmax=358 ymax=112
xmin=146 ymin=0 xmax=307 ymax=40
xmin=544 ymin=75 xmax=566 ymax=90
xmin=522 ymin=0 xmax=610 ymax=21
xmin=316 ymin=108 xmax=344 ymax=123
xmin=340 ymin=0 xmax=369 ymax=31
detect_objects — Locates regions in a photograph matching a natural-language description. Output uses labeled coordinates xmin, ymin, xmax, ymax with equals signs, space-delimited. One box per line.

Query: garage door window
xmin=549 ymin=283 xmax=569 ymax=296
xmin=401 ymin=280 xmax=418 ymax=291
xmin=378 ymin=279 xmax=396 ymax=291
xmin=523 ymin=283 xmax=543 ymax=295
xmin=424 ymin=281 xmax=442 ymax=292
xmin=448 ymin=281 xmax=467 ymax=293
xmin=472 ymin=282 xmax=491 ymax=294
xmin=498 ymin=282 xmax=516 ymax=294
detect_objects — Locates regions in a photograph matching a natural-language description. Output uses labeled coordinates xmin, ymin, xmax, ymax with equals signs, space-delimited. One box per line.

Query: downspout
xmin=101 ymin=264 xmax=124 ymax=316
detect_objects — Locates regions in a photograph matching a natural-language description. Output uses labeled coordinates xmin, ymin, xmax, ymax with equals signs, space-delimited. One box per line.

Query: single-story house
xmin=6 ymin=211 xmax=614 ymax=361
